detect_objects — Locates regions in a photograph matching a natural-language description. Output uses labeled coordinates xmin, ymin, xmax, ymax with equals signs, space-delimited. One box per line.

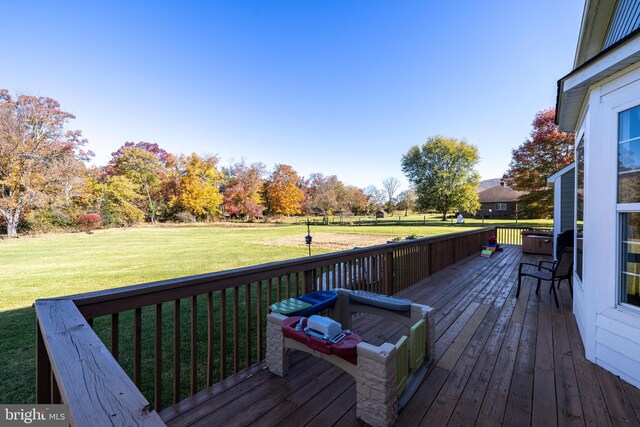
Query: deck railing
xmin=496 ymin=226 xmax=553 ymax=245
xmin=34 ymin=226 xmax=496 ymax=427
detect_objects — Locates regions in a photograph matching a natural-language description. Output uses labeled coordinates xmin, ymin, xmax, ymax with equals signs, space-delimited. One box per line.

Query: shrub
xmin=174 ymin=211 xmax=196 ymax=223
xmin=21 ymin=207 xmax=76 ymax=234
xmin=77 ymin=214 xmax=102 ymax=231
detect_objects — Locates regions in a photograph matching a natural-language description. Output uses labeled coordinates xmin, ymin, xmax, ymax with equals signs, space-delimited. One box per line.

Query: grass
xmin=0 ymin=217 xmax=547 ymax=404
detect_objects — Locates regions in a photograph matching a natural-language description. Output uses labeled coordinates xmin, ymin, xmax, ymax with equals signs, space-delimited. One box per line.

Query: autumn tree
xmin=503 ymin=108 xmax=574 ymax=218
xmin=338 ymin=185 xmax=368 ymax=215
xmin=98 ymin=174 xmax=146 ymax=225
xmin=171 ymin=153 xmax=224 ymax=219
xmin=308 ymin=173 xmax=340 ymax=222
xmin=401 ymin=136 xmax=480 ymax=220
xmin=262 ymin=164 xmax=305 ymax=216
xmin=0 ymin=90 xmax=92 ymax=236
xmin=107 ymin=142 xmax=171 ymax=223
xmin=382 ymin=177 xmax=401 ymax=213
xmin=223 ymin=161 xmax=265 ymax=220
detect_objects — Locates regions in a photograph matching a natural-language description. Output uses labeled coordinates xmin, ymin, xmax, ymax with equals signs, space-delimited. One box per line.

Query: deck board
xmin=159 ymin=245 xmax=640 ymax=426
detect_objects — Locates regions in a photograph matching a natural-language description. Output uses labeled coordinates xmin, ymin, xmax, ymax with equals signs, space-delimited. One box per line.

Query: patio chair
xmin=516 ymin=247 xmax=573 ymax=308
xmin=555 ymin=229 xmax=574 ymax=260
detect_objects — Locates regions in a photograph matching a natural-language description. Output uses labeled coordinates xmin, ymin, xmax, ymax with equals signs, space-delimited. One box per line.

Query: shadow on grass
xmin=0 ymin=279 xmax=296 ymax=409
xmin=0 ymin=306 xmax=37 ymax=403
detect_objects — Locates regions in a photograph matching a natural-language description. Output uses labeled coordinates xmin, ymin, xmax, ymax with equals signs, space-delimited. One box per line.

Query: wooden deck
xmin=158 ymin=245 xmax=640 ymax=426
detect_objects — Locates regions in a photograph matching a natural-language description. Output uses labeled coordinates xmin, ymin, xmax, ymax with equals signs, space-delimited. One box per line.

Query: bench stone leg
xmin=356 ymin=342 xmax=398 ymax=427
xmin=266 ymin=314 xmax=288 ymax=377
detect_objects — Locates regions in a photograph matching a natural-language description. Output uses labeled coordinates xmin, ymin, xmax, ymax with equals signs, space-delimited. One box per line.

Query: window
xmin=618 ymin=106 xmax=640 ymax=202
xmin=495 ymin=203 xmax=507 ymax=211
xmin=620 ymin=213 xmax=640 ymax=307
xmin=576 ymin=136 xmax=584 ymax=281
xmin=618 ymin=106 xmax=640 ymax=308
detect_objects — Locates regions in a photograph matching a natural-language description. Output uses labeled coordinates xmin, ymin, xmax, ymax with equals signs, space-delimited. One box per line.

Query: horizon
xmin=2 ymin=0 xmax=584 ymax=189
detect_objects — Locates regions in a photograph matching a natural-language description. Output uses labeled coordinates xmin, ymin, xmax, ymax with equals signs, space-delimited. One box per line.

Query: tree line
xmin=0 ymin=88 xmax=573 ymax=237
xmin=0 ymin=90 xmax=417 ymax=237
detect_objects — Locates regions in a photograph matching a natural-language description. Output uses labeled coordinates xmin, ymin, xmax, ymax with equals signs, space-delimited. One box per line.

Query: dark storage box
xmin=521 ymin=231 xmax=553 ymax=255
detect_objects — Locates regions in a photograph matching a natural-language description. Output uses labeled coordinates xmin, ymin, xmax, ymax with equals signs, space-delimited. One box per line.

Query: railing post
xmin=303 ymin=269 xmax=314 ymax=294
xmin=383 ymin=252 xmax=394 ymax=296
xmin=36 ymin=321 xmax=52 ymax=404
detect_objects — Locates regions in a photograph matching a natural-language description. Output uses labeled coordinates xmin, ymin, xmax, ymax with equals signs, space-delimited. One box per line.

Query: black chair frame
xmin=516 ymin=248 xmax=573 ymax=308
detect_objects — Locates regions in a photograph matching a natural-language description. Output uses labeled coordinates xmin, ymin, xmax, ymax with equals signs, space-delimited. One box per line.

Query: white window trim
xmin=613 ymin=101 xmax=640 ymax=313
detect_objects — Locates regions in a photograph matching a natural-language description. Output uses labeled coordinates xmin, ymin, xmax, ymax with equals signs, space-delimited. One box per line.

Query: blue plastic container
xmin=294 ymin=290 xmax=339 ymax=316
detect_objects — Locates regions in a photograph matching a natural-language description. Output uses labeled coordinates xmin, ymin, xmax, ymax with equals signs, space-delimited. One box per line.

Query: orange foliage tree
xmin=262 ymin=164 xmax=305 ymax=216
xmin=503 ymin=108 xmax=575 ymax=218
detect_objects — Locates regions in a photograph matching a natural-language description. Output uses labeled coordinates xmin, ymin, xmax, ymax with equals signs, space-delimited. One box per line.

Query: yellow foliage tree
xmin=171 ymin=153 xmax=224 ymax=219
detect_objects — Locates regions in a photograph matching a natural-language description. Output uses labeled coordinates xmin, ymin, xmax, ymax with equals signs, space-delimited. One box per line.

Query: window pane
xmin=621 ymin=213 xmax=640 ymax=308
xmin=619 ymin=139 xmax=640 ymax=172
xmin=619 ymin=105 xmax=640 ymax=142
xmin=619 ymin=106 xmax=640 ymax=203
xmin=576 ymin=137 xmax=584 ymax=280
xmin=619 ymin=171 xmax=640 ymax=203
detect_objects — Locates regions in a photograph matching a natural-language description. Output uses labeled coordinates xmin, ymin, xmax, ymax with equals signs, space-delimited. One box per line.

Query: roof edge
xmin=547 ymin=162 xmax=576 ymax=183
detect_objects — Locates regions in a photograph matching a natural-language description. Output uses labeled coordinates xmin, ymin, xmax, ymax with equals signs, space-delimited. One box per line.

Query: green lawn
xmin=0 ymin=219 xmax=543 ymax=404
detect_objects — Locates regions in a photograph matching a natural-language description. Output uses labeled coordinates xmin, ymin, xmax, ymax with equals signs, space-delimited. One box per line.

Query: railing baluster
xmin=277 ymin=276 xmax=282 ymax=301
xmin=245 ymin=283 xmax=251 ymax=369
xmin=134 ymin=307 xmax=142 ymax=389
xmin=266 ymin=278 xmax=272 ymax=308
xmin=384 ymin=252 xmax=394 ymax=295
xmin=190 ymin=295 xmax=197 ymax=396
xmin=220 ymin=290 xmax=227 ymax=380
xmin=233 ymin=286 xmax=239 ymax=374
xmin=207 ymin=292 xmax=214 ymax=387
xmin=347 ymin=260 xmax=352 ymax=289
xmin=173 ymin=299 xmax=181 ymax=404
xmin=257 ymin=281 xmax=263 ymax=361
xmin=341 ymin=260 xmax=347 ymax=289
xmin=293 ymin=272 xmax=299 ymax=296
xmin=111 ymin=313 xmax=119 ymax=361
xmin=285 ymin=275 xmax=291 ymax=299
xmin=304 ymin=269 xmax=313 ymax=294
xmin=332 ymin=264 xmax=337 ymax=290
xmin=155 ymin=303 xmax=162 ymax=410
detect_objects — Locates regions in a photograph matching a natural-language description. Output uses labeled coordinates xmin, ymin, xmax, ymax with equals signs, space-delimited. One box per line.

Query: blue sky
xmin=2 ymin=0 xmax=584 ymax=189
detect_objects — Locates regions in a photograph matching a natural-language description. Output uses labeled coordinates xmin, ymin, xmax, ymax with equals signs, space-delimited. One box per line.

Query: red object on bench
xmin=282 ymin=316 xmax=362 ymax=364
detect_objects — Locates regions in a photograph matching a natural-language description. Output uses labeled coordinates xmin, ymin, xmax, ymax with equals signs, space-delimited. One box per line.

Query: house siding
xmin=560 ymin=170 xmax=575 ymax=232
xmin=595 ymin=316 xmax=640 ymax=385
xmin=604 ymin=0 xmax=640 ymax=49
xmin=570 ymin=66 xmax=640 ymax=389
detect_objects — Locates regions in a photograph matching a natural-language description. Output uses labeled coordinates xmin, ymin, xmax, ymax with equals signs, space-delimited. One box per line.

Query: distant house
xmin=475 ymin=181 xmax=526 ymax=218
xmin=375 ymin=210 xmax=385 ymax=219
